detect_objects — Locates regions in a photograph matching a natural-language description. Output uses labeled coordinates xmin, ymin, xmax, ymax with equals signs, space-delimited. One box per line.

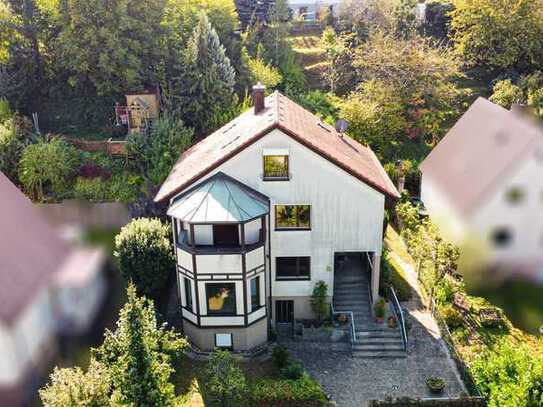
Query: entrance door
xmin=213 ymin=224 xmax=239 ymax=246
xmin=275 ymin=300 xmax=294 ymax=323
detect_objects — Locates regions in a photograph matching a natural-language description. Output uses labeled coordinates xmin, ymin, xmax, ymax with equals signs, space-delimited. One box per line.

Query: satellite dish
xmin=335 ymin=119 xmax=348 ymax=133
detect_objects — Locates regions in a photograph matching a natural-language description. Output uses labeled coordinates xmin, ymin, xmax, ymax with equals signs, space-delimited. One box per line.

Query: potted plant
xmin=338 ymin=313 xmax=349 ymax=325
xmin=426 ymin=376 xmax=445 ymax=394
xmin=374 ymin=298 xmax=386 ymax=323
xmin=387 ymin=315 xmax=397 ymax=329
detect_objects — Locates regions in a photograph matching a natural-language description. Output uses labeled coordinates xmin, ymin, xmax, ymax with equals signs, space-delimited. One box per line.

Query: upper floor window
xmin=505 ymin=186 xmax=525 ymax=205
xmin=263 ymin=155 xmax=289 ymax=180
xmin=275 ymin=205 xmax=311 ymax=230
xmin=491 ymin=227 xmax=513 ymax=248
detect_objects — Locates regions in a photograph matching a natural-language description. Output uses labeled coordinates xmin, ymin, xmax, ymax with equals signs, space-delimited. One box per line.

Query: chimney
xmin=253 ymin=83 xmax=266 ymax=114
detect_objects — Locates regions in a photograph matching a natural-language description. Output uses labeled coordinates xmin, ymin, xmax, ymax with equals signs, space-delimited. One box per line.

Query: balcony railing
xmin=177 ymin=230 xmax=265 ymax=254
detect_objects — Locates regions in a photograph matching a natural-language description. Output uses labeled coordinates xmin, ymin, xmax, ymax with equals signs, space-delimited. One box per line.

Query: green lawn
xmin=288 ymin=34 xmax=327 ymax=90
xmin=384 ymin=225 xmax=414 ymax=267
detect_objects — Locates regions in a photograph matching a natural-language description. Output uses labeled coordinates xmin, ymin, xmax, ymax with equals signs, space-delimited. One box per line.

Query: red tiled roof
xmin=0 ymin=172 xmax=71 ymax=324
xmin=155 ymin=91 xmax=399 ymax=202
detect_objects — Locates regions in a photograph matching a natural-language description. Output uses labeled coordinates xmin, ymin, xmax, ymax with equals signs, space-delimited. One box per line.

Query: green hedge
xmin=248 ymin=373 xmax=328 ymax=406
xmin=369 ymin=396 xmax=486 ymax=406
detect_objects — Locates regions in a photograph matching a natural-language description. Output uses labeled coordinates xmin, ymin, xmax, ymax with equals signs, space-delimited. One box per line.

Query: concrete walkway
xmin=284 ymin=253 xmax=466 ymax=407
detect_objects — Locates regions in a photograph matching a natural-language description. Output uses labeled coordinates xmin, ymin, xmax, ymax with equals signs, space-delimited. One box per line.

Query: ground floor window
xmin=251 ymin=276 xmax=261 ymax=311
xmin=206 ymin=283 xmax=237 ymax=315
xmin=215 ymin=333 xmax=233 ymax=350
xmin=276 ymin=256 xmax=311 ymax=280
xmin=184 ymin=277 xmax=193 ymax=311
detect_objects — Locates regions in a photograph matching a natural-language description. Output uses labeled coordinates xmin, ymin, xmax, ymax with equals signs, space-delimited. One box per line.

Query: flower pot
xmin=426 ymin=377 xmax=445 ymax=394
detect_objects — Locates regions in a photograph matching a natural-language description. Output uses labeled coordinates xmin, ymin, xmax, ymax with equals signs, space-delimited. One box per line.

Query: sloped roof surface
xmin=167 ymin=172 xmax=269 ymax=223
xmin=0 ymin=172 xmax=71 ymax=323
xmin=155 ymin=91 xmax=399 ymax=202
xmin=420 ymin=97 xmax=543 ymax=214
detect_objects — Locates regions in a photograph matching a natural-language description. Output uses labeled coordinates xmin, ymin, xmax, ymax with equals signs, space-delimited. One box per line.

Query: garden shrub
xmin=272 ymin=344 xmax=290 ymax=371
xmin=18 ymin=136 xmax=80 ymax=200
xmin=280 ymin=362 xmax=304 ymax=380
xmin=72 ymin=174 xmax=141 ymax=203
xmin=114 ymin=218 xmax=174 ymax=297
xmin=310 ymin=280 xmax=329 ymax=323
xmin=205 ymin=350 xmax=247 ymax=407
xmin=249 ymin=373 xmax=327 ymax=405
xmin=441 ymin=305 xmax=464 ymax=330
xmin=0 ymin=113 xmax=34 ymax=184
xmin=471 ymin=341 xmax=543 ymax=407
xmin=77 ymin=162 xmax=112 ymax=180
xmin=434 ymin=275 xmax=459 ymax=306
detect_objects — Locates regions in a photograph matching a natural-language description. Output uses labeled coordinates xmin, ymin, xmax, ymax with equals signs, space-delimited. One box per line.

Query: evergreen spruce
xmin=174 ymin=13 xmax=236 ymax=135
xmin=95 ymin=284 xmax=186 ymax=406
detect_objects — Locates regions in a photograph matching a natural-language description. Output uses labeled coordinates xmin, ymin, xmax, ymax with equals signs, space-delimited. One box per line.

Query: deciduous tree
xmin=450 ymin=0 xmax=543 ymax=75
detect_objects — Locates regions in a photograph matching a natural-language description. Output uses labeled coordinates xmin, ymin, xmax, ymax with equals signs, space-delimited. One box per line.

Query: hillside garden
xmin=395 ymin=201 xmax=543 ymax=407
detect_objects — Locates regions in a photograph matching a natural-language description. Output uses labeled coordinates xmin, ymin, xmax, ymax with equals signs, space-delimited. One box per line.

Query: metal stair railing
xmin=330 ymin=303 xmax=356 ymax=350
xmin=389 ymin=286 xmax=408 ymax=352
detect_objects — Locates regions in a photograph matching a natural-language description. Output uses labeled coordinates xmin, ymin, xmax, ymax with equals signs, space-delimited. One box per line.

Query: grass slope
xmin=289 ymin=33 xmax=327 ymax=90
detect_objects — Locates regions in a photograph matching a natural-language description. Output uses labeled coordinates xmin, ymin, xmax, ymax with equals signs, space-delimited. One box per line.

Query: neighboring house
xmin=289 ymin=0 xmax=341 ymax=20
xmin=155 ymin=85 xmax=399 ymax=353
xmin=420 ymin=97 xmax=543 ymax=282
xmin=0 ymin=172 xmax=107 ymax=406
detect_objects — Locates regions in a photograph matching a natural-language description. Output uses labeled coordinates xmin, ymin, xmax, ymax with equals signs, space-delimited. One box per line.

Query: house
xmin=0 ymin=172 xmax=107 ymax=406
xmin=155 ymin=85 xmax=399 ymax=353
xmin=420 ymin=97 xmax=543 ymax=282
xmin=289 ymin=0 xmax=341 ymax=21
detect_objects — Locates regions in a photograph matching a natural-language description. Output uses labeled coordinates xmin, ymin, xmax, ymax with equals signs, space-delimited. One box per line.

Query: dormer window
xmin=263 ymin=149 xmax=289 ymax=180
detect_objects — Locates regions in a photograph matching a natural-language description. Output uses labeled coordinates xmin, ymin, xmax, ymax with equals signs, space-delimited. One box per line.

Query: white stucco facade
xmin=422 ymin=140 xmax=543 ymax=279
xmin=179 ymin=129 xmax=385 ymax=299
xmin=168 ymin=126 xmax=388 ymax=351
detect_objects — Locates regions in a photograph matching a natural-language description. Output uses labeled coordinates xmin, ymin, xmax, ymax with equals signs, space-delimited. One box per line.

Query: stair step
xmin=334 ymin=280 xmax=369 ymax=289
xmin=334 ymin=301 xmax=370 ymax=308
xmin=352 ymin=343 xmax=404 ymax=351
xmin=334 ymin=286 xmax=369 ymax=292
xmin=356 ymin=332 xmax=402 ymax=339
xmin=352 ymin=350 xmax=407 ymax=359
xmin=333 ymin=294 xmax=369 ymax=300
xmin=355 ymin=337 xmax=403 ymax=345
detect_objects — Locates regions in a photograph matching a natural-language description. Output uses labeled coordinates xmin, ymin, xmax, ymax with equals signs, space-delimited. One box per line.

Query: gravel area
xmin=283 ymin=254 xmax=467 ymax=407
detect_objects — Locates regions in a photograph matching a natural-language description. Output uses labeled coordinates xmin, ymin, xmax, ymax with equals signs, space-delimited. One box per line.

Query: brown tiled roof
xmin=420 ymin=97 xmax=543 ymax=214
xmin=155 ymin=91 xmax=399 ymax=202
xmin=0 ymin=172 xmax=71 ymax=324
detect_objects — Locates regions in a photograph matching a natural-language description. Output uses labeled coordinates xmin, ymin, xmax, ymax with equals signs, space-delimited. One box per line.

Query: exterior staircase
xmin=333 ymin=255 xmax=406 ymax=358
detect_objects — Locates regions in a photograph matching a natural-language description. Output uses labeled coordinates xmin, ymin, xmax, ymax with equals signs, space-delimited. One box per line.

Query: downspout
xmin=267 ymin=207 xmax=272 ymax=331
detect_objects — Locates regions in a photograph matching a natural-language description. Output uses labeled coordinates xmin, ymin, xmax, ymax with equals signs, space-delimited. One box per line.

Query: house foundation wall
xmin=183 ymin=318 xmax=267 ymax=352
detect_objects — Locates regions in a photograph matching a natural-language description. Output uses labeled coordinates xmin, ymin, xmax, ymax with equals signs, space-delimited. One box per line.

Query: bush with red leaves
xmin=77 ymin=163 xmax=112 ymax=180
